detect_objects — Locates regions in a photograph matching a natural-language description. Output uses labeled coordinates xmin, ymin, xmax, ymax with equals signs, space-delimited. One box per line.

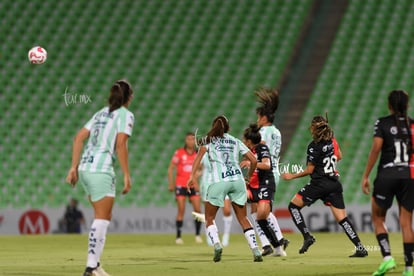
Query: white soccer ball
xmin=28 ymin=46 xmax=47 ymax=64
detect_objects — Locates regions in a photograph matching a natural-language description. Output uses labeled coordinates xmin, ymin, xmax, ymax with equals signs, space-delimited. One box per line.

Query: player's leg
xmin=371 ymin=178 xmax=396 ymax=276
xmin=175 ymin=188 xmax=186 ymax=244
xmin=267 ymin=174 xmax=286 ymax=247
xmin=288 ymin=193 xmax=315 ymax=254
xmin=229 ymin=181 xmax=262 ymax=262
xmin=190 ymin=192 xmax=203 ymax=243
xmin=326 ymin=188 xmax=367 ymax=258
xmin=372 ymin=199 xmax=395 ymax=275
xmin=398 ymin=180 xmax=414 ymax=276
xmin=221 ymin=197 xmax=233 ymax=247
xmin=205 ymin=183 xmax=226 ymax=262
xmin=249 ymin=189 xmax=272 ymax=255
xmin=251 ymin=201 xmax=272 ymax=255
xmin=400 ymin=205 xmax=414 ymax=276
xmin=80 ymin=172 xmax=114 ymax=276
xmin=329 ymin=205 xmax=367 ymax=257
xmin=256 ymin=200 xmax=281 ymax=251
xmin=232 ymin=202 xmax=262 ymax=262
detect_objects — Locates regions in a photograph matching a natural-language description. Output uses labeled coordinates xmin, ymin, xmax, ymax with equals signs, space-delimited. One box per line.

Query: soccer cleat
xmin=83 ymin=267 xmax=96 ymax=276
xmin=95 ymin=265 xmax=111 ymax=276
xmin=195 ymin=235 xmax=203 ymax=244
xmin=213 ymin=244 xmax=223 ymax=262
xmin=192 ymin=212 xmax=206 ymax=223
xmin=372 ymin=257 xmax=396 ymax=276
xmin=349 ymin=248 xmax=368 ymax=258
xmin=402 ymin=270 xmax=413 ymax=276
xmin=272 ymin=246 xmax=287 ymax=257
xmin=299 ymin=235 xmax=316 ymax=254
xmin=253 ymin=248 xmax=263 ymax=262
xmin=261 ymin=245 xmax=273 ymax=256
xmin=222 ymin=233 xmax=230 ymax=247
xmin=175 ymin=238 xmax=184 ymax=245
xmin=280 ymin=238 xmax=290 ymax=250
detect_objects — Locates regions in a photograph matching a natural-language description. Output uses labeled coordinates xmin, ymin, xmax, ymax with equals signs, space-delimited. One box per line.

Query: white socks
xmin=267 ymin=212 xmax=283 ymax=241
xmin=206 ymin=224 xmax=220 ymax=246
xmin=222 ymin=215 xmax=233 ymax=235
xmin=244 ymin=228 xmax=259 ymax=250
xmin=251 ymin=212 xmax=270 ymax=247
xmin=87 ymin=219 xmax=110 ymax=268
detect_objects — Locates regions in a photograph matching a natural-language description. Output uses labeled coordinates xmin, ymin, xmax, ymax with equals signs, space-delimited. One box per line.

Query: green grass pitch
xmin=0 ymin=233 xmax=405 ymax=275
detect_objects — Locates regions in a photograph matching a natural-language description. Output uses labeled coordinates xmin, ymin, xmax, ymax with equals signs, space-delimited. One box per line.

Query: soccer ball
xmin=28 ymin=46 xmax=47 ymax=64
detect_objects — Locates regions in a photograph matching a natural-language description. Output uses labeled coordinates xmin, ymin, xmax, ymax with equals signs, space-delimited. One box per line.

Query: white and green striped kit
xmin=78 ymin=106 xmax=134 ymax=175
xmin=259 ymin=125 xmax=281 ymax=180
xmin=204 ymin=133 xmax=249 ymax=183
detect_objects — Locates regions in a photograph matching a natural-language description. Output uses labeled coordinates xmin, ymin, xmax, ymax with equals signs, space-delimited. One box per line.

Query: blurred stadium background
xmin=1 ymin=0 xmax=413 ymax=234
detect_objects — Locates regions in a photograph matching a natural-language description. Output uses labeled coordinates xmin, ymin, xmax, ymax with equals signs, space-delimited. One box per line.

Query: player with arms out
xmin=254 ymin=87 xmax=289 ymax=256
xmin=242 ymin=123 xmax=282 ymax=255
xmin=168 ymin=132 xmax=203 ymax=244
xmin=187 ymin=115 xmax=262 ymax=262
xmin=66 ymin=80 xmax=134 ymax=276
xmin=361 ymin=90 xmax=414 ymax=276
xmin=282 ymin=115 xmax=368 ymax=257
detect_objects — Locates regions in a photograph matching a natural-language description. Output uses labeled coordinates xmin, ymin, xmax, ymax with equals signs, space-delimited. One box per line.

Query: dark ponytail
xmin=243 ymin=123 xmax=262 ymax=145
xmin=255 ymin=87 xmax=279 ymax=123
xmin=311 ymin=115 xmax=333 ymax=143
xmin=200 ymin=115 xmax=230 ymax=145
xmin=388 ymin=90 xmax=411 ymax=155
xmin=108 ymin=80 xmax=133 ymax=112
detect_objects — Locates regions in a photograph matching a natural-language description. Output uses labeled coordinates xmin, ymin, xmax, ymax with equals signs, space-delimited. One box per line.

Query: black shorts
xmin=175 ymin=187 xmax=200 ymax=199
xmin=247 ymin=186 xmax=275 ymax=204
xmin=297 ymin=178 xmax=345 ymax=209
xmin=373 ymin=176 xmax=414 ymax=211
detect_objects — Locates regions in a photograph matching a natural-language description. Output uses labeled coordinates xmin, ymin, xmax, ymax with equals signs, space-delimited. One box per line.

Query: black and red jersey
xmin=307 ymin=138 xmax=340 ymax=181
xmin=249 ymin=144 xmax=275 ymax=190
xmin=373 ymin=115 xmax=414 ymax=178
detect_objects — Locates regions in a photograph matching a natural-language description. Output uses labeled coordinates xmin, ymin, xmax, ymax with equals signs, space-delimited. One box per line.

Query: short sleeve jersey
xmin=171 ymin=148 xmax=197 ymax=187
xmin=259 ymin=125 xmax=281 ymax=176
xmin=78 ymin=106 xmax=134 ymax=175
xmin=205 ymin=133 xmax=249 ymax=183
xmin=249 ymin=144 xmax=275 ymax=189
xmin=373 ymin=115 xmax=414 ymax=177
xmin=307 ymin=138 xmax=339 ymax=181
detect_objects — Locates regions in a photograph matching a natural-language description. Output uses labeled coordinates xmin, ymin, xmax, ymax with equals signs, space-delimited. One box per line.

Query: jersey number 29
xmin=323 ymin=155 xmax=337 ymax=176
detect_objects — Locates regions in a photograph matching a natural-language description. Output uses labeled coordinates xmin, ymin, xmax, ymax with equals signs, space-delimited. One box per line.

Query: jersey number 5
xmin=323 ymin=155 xmax=337 ymax=175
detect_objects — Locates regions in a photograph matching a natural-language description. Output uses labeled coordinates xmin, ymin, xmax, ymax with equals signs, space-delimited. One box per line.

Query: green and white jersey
xmin=200 ymin=154 xmax=211 ymax=186
xmin=205 ymin=133 xmax=249 ymax=184
xmin=78 ymin=106 xmax=134 ymax=175
xmin=259 ymin=125 xmax=281 ymax=176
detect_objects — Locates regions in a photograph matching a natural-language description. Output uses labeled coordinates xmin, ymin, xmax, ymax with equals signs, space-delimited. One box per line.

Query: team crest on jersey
xmin=390 ymin=126 xmax=398 ymax=135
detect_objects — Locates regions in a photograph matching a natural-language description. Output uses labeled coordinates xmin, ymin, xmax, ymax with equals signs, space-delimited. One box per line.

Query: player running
xmin=242 ymin=123 xmax=282 ymax=255
xmin=168 ymin=132 xmax=203 ymax=244
xmin=254 ymin=87 xmax=289 ymax=256
xmin=282 ymin=115 xmax=368 ymax=257
xmin=187 ymin=115 xmax=262 ymax=262
xmin=66 ymin=80 xmax=134 ymax=276
xmin=361 ymin=90 xmax=414 ymax=276
xmin=192 ymin=154 xmax=234 ymax=247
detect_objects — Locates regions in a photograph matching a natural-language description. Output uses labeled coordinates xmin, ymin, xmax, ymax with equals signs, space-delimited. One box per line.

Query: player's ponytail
xmin=255 ymin=87 xmax=279 ymax=123
xmin=243 ymin=123 xmax=262 ymax=145
xmin=388 ymin=90 xmax=412 ymax=155
xmin=108 ymin=80 xmax=133 ymax=112
xmin=201 ymin=115 xmax=229 ymax=145
xmin=311 ymin=115 xmax=333 ymax=143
